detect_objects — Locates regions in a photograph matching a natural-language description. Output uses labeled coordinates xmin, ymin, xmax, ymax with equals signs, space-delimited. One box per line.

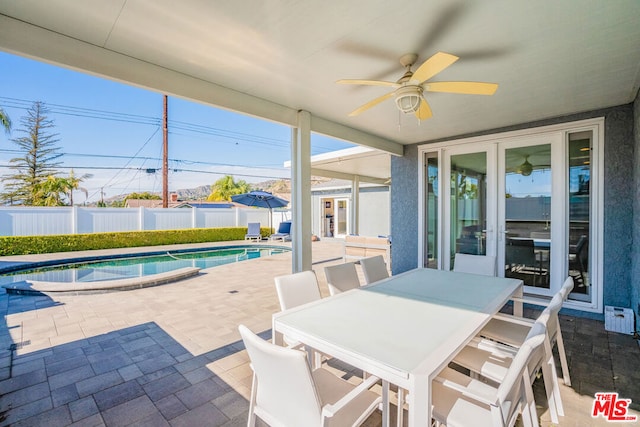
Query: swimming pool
xmin=0 ymin=245 xmax=290 ymax=294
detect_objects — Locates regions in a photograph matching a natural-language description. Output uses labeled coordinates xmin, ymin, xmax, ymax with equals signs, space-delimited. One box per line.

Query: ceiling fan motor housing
xmin=395 ymin=85 xmax=422 ymax=113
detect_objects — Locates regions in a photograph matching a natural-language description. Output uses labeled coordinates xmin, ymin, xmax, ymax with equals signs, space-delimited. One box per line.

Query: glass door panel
xmin=424 ymin=154 xmax=439 ymax=269
xmin=502 ymin=143 xmax=552 ymax=289
xmin=335 ymin=199 xmax=348 ymax=237
xmin=449 ymin=151 xmax=488 ymax=269
xmin=567 ymin=131 xmax=592 ymax=302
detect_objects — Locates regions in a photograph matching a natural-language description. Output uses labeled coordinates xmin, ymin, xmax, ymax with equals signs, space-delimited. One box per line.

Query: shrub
xmin=0 ymin=227 xmax=270 ymax=256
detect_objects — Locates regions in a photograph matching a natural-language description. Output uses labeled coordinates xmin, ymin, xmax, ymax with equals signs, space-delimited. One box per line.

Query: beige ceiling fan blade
xmin=425 ymin=81 xmax=498 ymax=95
xmin=415 ymin=97 xmax=433 ymax=120
xmin=411 ymin=52 xmax=459 ymax=84
xmin=337 ymin=79 xmax=398 ymax=87
xmin=348 ymin=92 xmax=395 ymax=116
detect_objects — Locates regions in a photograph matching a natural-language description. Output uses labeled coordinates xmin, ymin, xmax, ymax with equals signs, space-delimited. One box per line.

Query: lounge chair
xmin=270 ymin=221 xmax=291 ymax=241
xmin=245 ymin=222 xmax=262 ymax=241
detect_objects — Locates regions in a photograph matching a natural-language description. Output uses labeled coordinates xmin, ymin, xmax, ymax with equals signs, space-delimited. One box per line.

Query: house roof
xmin=0 ymin=1 xmax=638 ymax=152
xmin=124 ymin=199 xmax=181 ymax=208
xmin=180 ymin=202 xmax=235 ymax=209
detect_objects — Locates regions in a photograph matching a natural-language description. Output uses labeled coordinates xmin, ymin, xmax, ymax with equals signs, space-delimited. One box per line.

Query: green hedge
xmin=0 ymin=227 xmax=271 ymax=256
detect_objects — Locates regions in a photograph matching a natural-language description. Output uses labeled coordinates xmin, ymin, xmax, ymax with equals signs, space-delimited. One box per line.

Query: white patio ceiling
xmin=1 ymin=0 xmax=639 ymax=159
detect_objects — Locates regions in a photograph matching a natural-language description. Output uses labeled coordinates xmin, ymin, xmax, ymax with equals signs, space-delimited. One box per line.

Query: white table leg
xmin=407 ymin=376 xmax=429 ymax=427
xmin=382 ymin=380 xmax=390 ymax=427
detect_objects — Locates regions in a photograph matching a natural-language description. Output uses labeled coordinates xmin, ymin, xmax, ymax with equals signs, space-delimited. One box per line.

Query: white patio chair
xmin=324 ymin=262 xmax=360 ymax=296
xmin=453 ymin=295 xmax=565 ymax=424
xmin=245 ymin=222 xmax=262 ymax=241
xmin=452 ymin=253 xmax=497 ymax=276
xmin=239 ymin=325 xmax=382 ymax=427
xmin=432 ymin=330 xmax=545 ymax=427
xmin=480 ymin=277 xmax=574 ymax=387
xmin=274 ymin=270 xmax=327 ymax=365
xmin=274 ymin=270 xmax=321 ymax=311
xmin=360 ymin=255 xmax=389 ymax=285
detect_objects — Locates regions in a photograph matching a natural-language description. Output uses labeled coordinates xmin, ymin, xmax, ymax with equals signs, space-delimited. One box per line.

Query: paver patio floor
xmin=0 ymin=240 xmax=638 ymax=426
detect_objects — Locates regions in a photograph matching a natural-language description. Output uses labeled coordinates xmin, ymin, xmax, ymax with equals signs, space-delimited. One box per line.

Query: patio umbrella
xmin=231 ymin=191 xmax=289 ymax=231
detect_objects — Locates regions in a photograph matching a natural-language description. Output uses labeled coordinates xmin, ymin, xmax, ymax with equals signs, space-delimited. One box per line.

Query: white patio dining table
xmin=272 ymin=267 xmax=523 ymax=427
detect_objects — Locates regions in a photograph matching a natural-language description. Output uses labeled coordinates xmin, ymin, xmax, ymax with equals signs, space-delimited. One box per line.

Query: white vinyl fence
xmin=0 ymin=206 xmax=290 ymax=237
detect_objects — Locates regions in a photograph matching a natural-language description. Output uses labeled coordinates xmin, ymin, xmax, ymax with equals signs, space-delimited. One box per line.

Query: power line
xmin=0 ymin=148 xmax=289 ymax=170
xmin=0 ymin=96 xmax=351 ymax=152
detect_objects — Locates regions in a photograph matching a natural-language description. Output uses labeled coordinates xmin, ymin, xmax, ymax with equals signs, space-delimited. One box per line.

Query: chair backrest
xmin=247 ymin=222 xmax=260 ymax=234
xmin=360 ymin=255 xmax=389 ymax=284
xmin=558 ymin=276 xmax=574 ymax=301
xmin=277 ymin=221 xmax=292 ymax=234
xmin=274 ymin=270 xmax=321 ymax=311
xmin=453 ymin=253 xmax=497 ymax=276
xmin=495 ymin=327 xmax=545 ymax=426
xmin=542 ymin=291 xmax=565 ymax=342
xmin=505 ymin=238 xmax=536 ymax=266
xmin=324 ymin=262 xmax=360 ymax=296
xmin=238 ymin=325 xmax=322 ymax=426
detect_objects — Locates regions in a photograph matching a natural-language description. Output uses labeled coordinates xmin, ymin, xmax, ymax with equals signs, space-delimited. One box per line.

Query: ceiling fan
xmin=337 ymin=52 xmax=498 ymax=120
xmin=516 ymin=155 xmax=534 ymax=176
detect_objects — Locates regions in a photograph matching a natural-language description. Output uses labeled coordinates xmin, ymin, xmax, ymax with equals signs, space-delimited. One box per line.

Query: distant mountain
xmin=173 ymin=185 xmax=211 ymax=201
xmin=100 ymin=177 xmax=329 ymax=206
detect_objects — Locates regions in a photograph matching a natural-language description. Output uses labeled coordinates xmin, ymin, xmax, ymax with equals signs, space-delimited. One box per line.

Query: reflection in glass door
xmin=502 ymin=144 xmax=552 ymax=289
xmin=567 ymin=131 xmax=592 ymax=302
xmin=449 ymin=152 xmax=488 ymax=269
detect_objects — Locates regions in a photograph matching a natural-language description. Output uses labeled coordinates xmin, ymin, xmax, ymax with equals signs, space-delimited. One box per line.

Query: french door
xmin=420 ymin=119 xmax=602 ymax=310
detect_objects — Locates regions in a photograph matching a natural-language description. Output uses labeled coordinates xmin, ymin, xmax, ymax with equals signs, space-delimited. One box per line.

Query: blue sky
xmin=0 ymin=52 xmax=353 ymax=203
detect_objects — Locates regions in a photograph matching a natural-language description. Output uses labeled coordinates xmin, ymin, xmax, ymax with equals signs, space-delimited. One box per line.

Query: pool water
xmin=0 ymin=247 xmax=288 ymax=285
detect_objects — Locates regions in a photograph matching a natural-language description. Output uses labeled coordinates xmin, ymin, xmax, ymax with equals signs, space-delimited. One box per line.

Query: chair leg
xmin=522 ymin=370 xmax=540 ymax=427
xmin=555 ymin=328 xmax=571 ymax=386
xmin=540 ymin=360 xmax=561 ymax=423
xmin=248 ymin=373 xmax=258 ymax=427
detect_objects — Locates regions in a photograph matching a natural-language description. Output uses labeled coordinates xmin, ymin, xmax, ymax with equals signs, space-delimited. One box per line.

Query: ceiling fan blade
xmin=415 ymin=97 xmax=433 ymax=120
xmin=411 ymin=52 xmax=459 ymax=84
xmin=425 ymin=81 xmax=498 ymax=95
xmin=348 ymin=92 xmax=394 ymax=116
xmin=337 ymin=79 xmax=398 ymax=87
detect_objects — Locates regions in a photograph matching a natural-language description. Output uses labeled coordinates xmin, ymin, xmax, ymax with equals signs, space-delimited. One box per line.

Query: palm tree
xmin=207 ymin=175 xmax=251 ymax=201
xmin=65 ymin=169 xmax=92 ymax=205
xmin=0 ymin=107 xmax=11 ymax=135
xmin=32 ymin=175 xmax=69 ymax=206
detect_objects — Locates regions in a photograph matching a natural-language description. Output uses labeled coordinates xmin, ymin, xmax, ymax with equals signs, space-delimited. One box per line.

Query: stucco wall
xmin=633 ymin=89 xmax=640 ymax=330
xmin=390 ymin=144 xmax=420 ymax=273
xmin=391 ymin=104 xmax=636 ymax=317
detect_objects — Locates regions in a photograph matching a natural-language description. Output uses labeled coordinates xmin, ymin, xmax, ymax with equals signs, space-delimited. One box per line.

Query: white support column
xmin=291 ymin=110 xmax=312 ymax=272
xmin=351 ymin=176 xmax=360 ymax=236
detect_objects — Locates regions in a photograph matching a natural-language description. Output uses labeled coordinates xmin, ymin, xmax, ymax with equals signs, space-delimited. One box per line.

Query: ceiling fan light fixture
xmin=395 ymin=86 xmax=422 ymax=114
xmin=517 ymin=157 xmax=533 ymax=176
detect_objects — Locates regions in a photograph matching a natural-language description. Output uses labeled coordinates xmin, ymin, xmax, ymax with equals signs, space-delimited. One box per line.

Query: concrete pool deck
xmin=0 ymin=239 xmax=639 ymax=426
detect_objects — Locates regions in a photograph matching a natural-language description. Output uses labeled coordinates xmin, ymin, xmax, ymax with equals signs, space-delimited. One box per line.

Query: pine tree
xmin=0 ymin=102 xmax=62 ymax=205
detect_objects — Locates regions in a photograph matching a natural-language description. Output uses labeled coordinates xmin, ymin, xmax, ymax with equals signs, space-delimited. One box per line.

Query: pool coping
xmin=0 ymin=242 xmax=291 ymax=295
xmin=3 ymin=267 xmax=202 ymax=295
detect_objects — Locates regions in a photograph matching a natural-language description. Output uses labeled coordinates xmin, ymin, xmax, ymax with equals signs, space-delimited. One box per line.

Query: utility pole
xmin=162 ymin=95 xmax=169 ymax=208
